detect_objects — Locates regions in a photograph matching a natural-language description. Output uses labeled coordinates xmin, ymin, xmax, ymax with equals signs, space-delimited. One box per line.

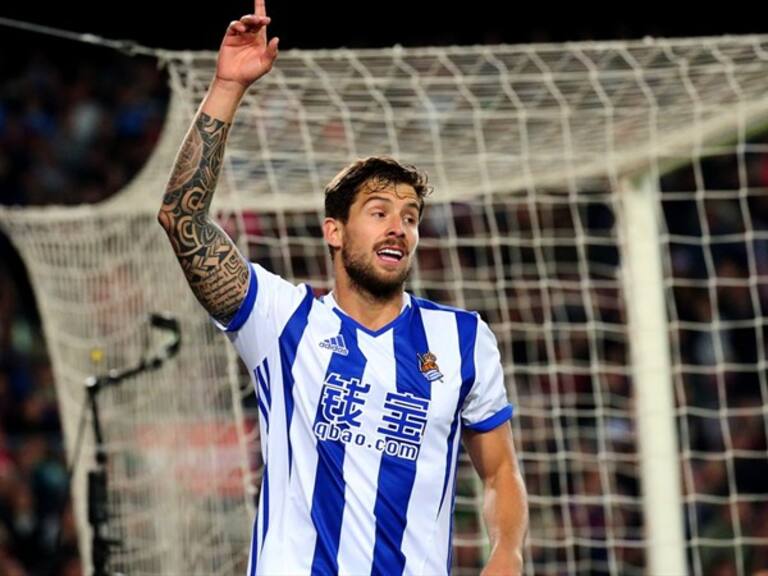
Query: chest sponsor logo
xmin=314 ymin=372 xmax=430 ymax=461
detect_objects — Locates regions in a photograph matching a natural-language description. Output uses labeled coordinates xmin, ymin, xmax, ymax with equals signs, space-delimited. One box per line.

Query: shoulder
xmin=249 ymin=262 xmax=314 ymax=295
xmin=409 ymin=294 xmax=479 ymax=319
xmin=409 ymin=295 xmax=499 ymax=348
xmin=246 ymin=261 xmax=316 ymax=323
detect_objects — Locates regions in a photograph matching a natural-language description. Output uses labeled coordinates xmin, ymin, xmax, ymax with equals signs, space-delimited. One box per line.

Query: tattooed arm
xmin=158 ymin=109 xmax=248 ymax=324
xmin=158 ymin=3 xmax=279 ymax=325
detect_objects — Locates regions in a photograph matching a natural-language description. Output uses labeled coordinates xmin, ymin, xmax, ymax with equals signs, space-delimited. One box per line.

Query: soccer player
xmin=158 ymin=2 xmax=528 ymax=574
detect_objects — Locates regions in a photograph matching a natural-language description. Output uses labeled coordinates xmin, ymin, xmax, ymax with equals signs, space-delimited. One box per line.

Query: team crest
xmin=418 ymin=351 xmax=443 ymax=382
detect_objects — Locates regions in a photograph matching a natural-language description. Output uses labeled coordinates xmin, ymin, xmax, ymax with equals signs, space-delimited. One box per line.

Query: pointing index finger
xmin=255 ymin=0 xmax=267 ymax=18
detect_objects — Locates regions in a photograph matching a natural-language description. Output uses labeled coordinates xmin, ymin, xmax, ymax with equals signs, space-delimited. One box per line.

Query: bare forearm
xmin=158 ymin=82 xmax=249 ymax=323
xmin=201 ymin=78 xmax=247 ymax=123
xmin=482 ymin=462 xmax=528 ymax=574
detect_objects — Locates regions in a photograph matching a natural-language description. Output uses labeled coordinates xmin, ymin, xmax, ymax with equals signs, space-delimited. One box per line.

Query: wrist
xmin=210 ymin=76 xmax=248 ymax=99
xmin=201 ymin=77 xmax=247 ymax=123
xmin=489 ymin=543 xmax=524 ymax=565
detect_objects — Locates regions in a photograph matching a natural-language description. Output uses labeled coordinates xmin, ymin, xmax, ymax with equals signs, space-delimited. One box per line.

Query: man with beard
xmin=158 ymin=2 xmax=528 ymax=575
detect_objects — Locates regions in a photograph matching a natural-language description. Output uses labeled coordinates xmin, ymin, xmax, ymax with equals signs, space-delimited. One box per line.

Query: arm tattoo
xmin=159 ymin=112 xmax=249 ymax=325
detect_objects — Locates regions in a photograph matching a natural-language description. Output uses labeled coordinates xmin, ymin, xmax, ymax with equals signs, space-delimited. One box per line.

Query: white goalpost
xmin=2 ymin=36 xmax=768 ymax=575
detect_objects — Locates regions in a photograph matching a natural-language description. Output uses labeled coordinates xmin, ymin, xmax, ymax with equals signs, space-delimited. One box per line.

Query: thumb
xmin=266 ymin=37 xmax=280 ymax=61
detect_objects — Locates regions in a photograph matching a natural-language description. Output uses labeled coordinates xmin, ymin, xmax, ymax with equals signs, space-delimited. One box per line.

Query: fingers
xmin=226 ymin=15 xmax=270 ymax=36
xmin=227 ymin=20 xmax=247 ymax=35
xmin=242 ymin=13 xmax=269 ymax=43
xmin=240 ymin=14 xmax=270 ymax=27
xmin=255 ymin=0 xmax=267 ymax=18
xmin=266 ymin=37 xmax=280 ymax=59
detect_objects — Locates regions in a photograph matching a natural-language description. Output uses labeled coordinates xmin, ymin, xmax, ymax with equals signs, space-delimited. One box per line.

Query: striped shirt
xmin=214 ymin=263 xmax=513 ymax=576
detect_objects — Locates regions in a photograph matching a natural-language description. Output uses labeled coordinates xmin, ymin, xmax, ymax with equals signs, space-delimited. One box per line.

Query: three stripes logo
xmin=319 ymin=334 xmax=349 ymax=356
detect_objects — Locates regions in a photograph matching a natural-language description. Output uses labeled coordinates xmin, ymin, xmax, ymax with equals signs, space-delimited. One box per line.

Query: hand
xmin=214 ymin=0 xmax=279 ymax=90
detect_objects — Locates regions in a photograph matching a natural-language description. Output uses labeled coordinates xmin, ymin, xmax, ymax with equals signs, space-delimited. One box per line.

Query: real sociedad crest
xmin=418 ymin=351 xmax=443 ymax=382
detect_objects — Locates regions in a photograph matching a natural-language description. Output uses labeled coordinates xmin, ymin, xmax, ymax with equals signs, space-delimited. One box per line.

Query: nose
xmin=386 ymin=217 xmax=406 ymax=238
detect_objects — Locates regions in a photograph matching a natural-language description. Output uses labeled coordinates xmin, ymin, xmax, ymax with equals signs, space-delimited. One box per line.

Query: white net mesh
xmin=659 ymin=143 xmax=768 ymax=574
xmin=2 ymin=36 xmax=768 ymax=575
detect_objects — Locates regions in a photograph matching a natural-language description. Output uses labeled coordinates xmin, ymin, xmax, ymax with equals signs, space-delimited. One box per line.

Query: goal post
xmin=620 ymin=173 xmax=686 ymax=575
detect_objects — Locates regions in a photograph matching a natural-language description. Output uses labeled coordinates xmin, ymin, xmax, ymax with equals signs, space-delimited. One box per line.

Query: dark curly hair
xmin=324 ymin=156 xmax=432 ymax=223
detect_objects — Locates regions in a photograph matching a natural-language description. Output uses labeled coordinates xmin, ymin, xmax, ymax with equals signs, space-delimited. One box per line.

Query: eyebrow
xmin=362 ymin=195 xmax=421 ymax=212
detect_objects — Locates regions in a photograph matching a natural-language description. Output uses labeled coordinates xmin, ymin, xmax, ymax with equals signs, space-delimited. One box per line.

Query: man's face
xmin=336 ymin=179 xmax=421 ymax=300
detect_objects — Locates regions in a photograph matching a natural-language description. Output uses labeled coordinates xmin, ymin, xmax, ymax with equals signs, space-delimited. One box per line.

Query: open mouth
xmin=376 ymin=246 xmax=405 ymax=263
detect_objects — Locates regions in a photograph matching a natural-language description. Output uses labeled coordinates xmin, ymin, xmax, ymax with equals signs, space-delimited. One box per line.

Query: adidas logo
xmin=319 ymin=335 xmax=349 ymax=356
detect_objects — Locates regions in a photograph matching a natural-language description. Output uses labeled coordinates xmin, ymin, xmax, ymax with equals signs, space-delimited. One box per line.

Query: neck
xmin=332 ymin=274 xmax=405 ymax=332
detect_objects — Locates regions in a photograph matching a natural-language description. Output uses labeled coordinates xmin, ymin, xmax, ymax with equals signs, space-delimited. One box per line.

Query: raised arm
xmin=158 ymin=0 xmax=279 ymax=325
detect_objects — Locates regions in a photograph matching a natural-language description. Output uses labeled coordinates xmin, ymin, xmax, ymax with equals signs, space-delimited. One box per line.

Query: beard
xmin=341 ymin=244 xmax=411 ymax=302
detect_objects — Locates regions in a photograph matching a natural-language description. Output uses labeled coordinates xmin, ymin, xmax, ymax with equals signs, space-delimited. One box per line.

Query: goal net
xmin=1 ymin=37 xmax=768 ymax=575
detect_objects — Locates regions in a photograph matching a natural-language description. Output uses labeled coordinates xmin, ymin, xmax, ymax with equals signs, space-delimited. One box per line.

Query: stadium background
xmin=1 ymin=2 xmax=766 ymax=574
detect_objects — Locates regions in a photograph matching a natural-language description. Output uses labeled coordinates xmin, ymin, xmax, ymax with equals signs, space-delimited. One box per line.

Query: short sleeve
xmin=460 ymin=318 xmax=513 ymax=432
xmin=211 ymin=262 xmax=308 ymax=367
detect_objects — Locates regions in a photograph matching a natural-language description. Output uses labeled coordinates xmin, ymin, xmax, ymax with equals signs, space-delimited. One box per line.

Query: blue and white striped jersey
xmin=214 ymin=262 xmax=513 ymax=576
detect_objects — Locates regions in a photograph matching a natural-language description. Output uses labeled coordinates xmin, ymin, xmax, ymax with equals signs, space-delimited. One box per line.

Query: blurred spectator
xmin=1 ymin=22 xmax=767 ymax=576
xmin=1 ymin=34 xmax=167 ymax=575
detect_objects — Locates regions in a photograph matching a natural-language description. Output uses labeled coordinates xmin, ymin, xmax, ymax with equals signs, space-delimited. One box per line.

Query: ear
xmin=322 ymin=217 xmax=343 ymax=251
